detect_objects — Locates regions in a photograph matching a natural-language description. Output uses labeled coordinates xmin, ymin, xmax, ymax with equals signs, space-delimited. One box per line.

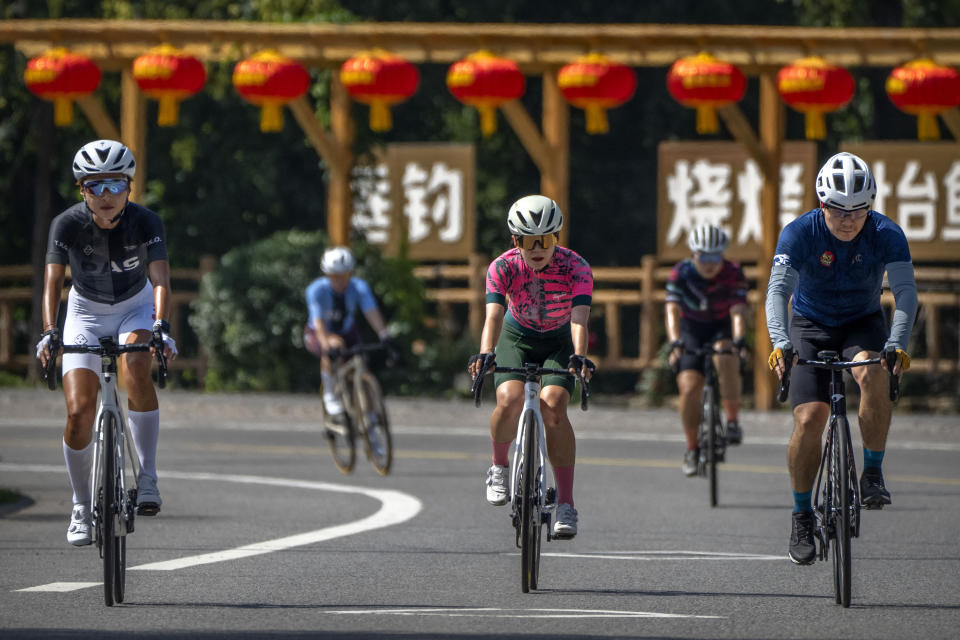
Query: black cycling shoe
xmin=789 ymin=511 xmax=816 ymax=565
xmin=726 ymin=420 xmax=742 ymax=445
xmin=860 ymin=466 xmax=892 ymax=509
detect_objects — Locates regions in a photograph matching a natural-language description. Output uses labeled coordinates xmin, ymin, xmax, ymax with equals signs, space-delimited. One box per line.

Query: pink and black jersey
xmin=485 ymin=247 xmax=593 ymax=334
xmin=666 ymin=259 xmax=748 ymax=323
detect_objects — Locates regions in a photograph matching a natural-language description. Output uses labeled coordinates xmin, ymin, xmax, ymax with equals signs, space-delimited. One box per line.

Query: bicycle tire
xmin=834 ymin=415 xmax=853 ymax=607
xmin=356 ymin=372 xmax=393 ymax=475
xmin=701 ymin=384 xmax=719 ymax=507
xmin=101 ymin=412 xmax=120 ymax=606
xmin=322 ymin=391 xmax=356 ymax=474
xmin=519 ymin=410 xmax=539 ymax=593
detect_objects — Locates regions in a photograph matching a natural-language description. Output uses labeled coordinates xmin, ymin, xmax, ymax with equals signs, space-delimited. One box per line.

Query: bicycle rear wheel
xmin=832 ymin=416 xmax=853 ymax=607
xmin=322 ymin=392 xmax=356 ymax=474
xmin=356 ymin=372 xmax=393 ymax=475
xmin=100 ymin=412 xmax=124 ymax=606
xmin=519 ymin=410 xmax=540 ymax=593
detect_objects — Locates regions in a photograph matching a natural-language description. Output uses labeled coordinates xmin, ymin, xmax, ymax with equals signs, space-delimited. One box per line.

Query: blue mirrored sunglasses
xmin=695 ymin=252 xmax=723 ymax=264
xmin=82 ymin=179 xmax=129 ymax=196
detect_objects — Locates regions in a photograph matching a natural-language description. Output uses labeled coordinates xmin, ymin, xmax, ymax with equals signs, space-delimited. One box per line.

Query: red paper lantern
xmin=341 ymin=49 xmax=419 ymax=132
xmin=133 ymin=45 xmax=206 ymax=127
xmin=446 ymin=51 xmax=525 ymax=137
xmin=666 ymin=53 xmax=746 ymax=135
xmin=232 ymin=50 xmax=310 ymax=132
xmin=24 ymin=48 xmax=101 ymax=126
xmin=886 ymin=59 xmax=960 ymax=141
xmin=777 ymin=57 xmax=855 ymax=140
xmin=558 ymin=53 xmax=637 ymax=134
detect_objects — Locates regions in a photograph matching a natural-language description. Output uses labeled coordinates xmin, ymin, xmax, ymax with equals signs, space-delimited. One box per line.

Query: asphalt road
xmin=1 ymin=388 xmax=958 ymax=639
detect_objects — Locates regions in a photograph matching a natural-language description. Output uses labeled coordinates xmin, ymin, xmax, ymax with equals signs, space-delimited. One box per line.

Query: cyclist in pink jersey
xmin=467 ymin=195 xmax=594 ymax=539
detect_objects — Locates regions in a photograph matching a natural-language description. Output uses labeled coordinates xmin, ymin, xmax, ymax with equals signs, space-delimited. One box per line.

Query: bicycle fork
xmin=510 ymin=381 xmax=553 ymax=546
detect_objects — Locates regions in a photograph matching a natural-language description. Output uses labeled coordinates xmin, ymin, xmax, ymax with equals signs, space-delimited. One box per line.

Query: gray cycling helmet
xmin=506 ymin=195 xmax=563 ymax=236
xmin=72 ymin=139 xmax=137 ymax=182
xmin=322 ymin=246 xmax=356 ymax=274
xmin=687 ymin=223 xmax=729 ymax=254
xmin=815 ymin=152 xmax=876 ymax=212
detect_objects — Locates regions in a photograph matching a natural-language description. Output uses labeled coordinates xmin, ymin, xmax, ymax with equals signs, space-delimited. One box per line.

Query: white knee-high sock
xmin=63 ymin=438 xmax=94 ymax=505
xmin=128 ymin=409 xmax=160 ymax=483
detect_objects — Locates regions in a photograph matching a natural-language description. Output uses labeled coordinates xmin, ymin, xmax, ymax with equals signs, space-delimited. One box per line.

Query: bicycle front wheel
xmin=519 ymin=410 xmax=540 ymax=593
xmin=356 ymin=372 xmax=393 ymax=475
xmin=700 ymin=384 xmax=719 ymax=507
xmin=832 ymin=415 xmax=853 ymax=607
xmin=100 ymin=412 xmax=124 ymax=606
xmin=322 ymin=393 xmax=356 ymax=474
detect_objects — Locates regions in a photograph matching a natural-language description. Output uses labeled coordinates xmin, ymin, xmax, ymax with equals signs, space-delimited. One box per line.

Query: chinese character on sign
xmin=896 ymin=160 xmax=938 ymax=242
xmin=351 ymin=163 xmax=391 ymax=243
xmin=943 ymin=161 xmax=960 ymax=241
xmin=666 ymin=159 xmax=733 ymax=246
xmin=402 ymin=161 xmax=464 ymax=244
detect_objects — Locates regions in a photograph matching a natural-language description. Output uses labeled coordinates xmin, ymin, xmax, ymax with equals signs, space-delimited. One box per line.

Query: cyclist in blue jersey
xmin=304 ymin=246 xmax=392 ymax=421
xmin=666 ymin=223 xmax=750 ymax=476
xmin=36 ymin=140 xmax=177 ymax=546
xmin=766 ymin=152 xmax=917 ymax=565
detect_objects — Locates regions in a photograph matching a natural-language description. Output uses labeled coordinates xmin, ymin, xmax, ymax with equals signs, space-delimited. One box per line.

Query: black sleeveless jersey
xmin=45 ymin=202 xmax=168 ymax=304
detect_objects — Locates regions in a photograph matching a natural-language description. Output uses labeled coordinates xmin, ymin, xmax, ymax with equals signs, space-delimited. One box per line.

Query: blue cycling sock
xmin=863 ymin=447 xmax=885 ymax=470
xmin=792 ymin=490 xmax=812 ymax=514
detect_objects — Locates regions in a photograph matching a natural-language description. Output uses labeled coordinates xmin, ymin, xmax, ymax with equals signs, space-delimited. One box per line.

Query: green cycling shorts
xmin=494 ymin=316 xmax=575 ymax=395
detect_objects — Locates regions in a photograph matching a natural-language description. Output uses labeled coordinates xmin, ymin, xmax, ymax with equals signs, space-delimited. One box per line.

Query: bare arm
xmin=362 ymin=307 xmax=390 ymax=340
xmin=41 ymin=263 xmax=66 ymax=333
xmin=665 ymin=301 xmax=682 ymax=344
xmin=468 ymin=303 xmax=505 ymax=377
xmin=148 ymin=260 xmax=172 ymax=326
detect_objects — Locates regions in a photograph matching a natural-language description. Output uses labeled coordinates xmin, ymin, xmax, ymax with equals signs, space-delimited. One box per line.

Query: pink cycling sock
xmin=492 ymin=439 xmax=511 ymax=467
xmin=555 ymin=466 xmax=574 ymax=507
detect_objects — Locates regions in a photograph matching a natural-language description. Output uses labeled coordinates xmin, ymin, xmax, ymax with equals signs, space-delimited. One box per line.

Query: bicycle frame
xmin=510 ymin=371 xmax=552 ymax=540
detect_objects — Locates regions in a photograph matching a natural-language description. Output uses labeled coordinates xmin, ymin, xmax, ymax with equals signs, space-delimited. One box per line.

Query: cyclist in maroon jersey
xmin=665 ymin=224 xmax=750 ymax=476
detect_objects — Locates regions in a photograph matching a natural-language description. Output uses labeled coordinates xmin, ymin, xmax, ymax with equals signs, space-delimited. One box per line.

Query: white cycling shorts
xmin=61 ymin=281 xmax=156 ymax=375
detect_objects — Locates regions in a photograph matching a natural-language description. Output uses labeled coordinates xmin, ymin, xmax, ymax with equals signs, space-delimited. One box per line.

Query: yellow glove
xmin=895 ymin=349 xmax=911 ymax=372
xmin=767 ymin=348 xmax=785 ymax=371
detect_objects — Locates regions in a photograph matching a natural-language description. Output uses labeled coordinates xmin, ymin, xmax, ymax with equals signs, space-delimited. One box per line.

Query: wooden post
xmin=540 ymin=72 xmax=570 ymax=247
xmin=754 ymin=71 xmax=784 ymax=411
xmin=121 ymin=69 xmax=147 ymax=204
xmin=328 ymin=73 xmax=354 ymax=246
xmin=639 ymin=254 xmax=658 ymax=367
xmin=468 ymin=252 xmax=487 ymax=340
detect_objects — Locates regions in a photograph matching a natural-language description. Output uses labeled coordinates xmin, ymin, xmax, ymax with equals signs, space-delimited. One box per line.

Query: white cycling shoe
xmin=136 ymin=474 xmax=162 ymax=516
xmin=67 ymin=504 xmax=92 ymax=546
xmin=552 ymin=503 xmax=578 ymax=539
xmin=485 ymin=465 xmax=509 ymax=506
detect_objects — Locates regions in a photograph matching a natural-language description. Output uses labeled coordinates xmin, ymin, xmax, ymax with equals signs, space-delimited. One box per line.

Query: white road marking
xmin=325 ymin=607 xmax=724 ymax=619
xmin=2 ymin=464 xmax=421 ymax=590
xmin=16 ymin=582 xmax=100 ymax=592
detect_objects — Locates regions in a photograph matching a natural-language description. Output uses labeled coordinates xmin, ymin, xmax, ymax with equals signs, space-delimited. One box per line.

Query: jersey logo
xmin=819 ymin=250 xmax=835 ymax=267
xmin=773 ymin=253 xmax=790 ymax=266
xmin=853 ymin=254 xmax=863 ymax=264
xmin=82 ymin=245 xmax=94 ymax=256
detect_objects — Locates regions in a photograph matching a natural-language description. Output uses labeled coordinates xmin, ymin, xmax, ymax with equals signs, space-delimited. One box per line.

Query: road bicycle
xmin=471 ymin=361 xmax=590 ymax=593
xmin=321 ymin=343 xmax=393 ymax=476
xmin=42 ymin=333 xmax=167 ymax=606
xmin=777 ymin=345 xmax=899 ymax=608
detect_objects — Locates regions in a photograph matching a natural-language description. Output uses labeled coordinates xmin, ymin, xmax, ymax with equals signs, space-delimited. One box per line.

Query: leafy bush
xmin=189 ymin=229 xmax=474 ymax=394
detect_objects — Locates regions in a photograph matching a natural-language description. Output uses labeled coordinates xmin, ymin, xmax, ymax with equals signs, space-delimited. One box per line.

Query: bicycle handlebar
xmin=776 ymin=345 xmax=900 ymax=403
xmin=42 ymin=338 xmax=168 ymax=391
xmin=471 ymin=363 xmax=591 ymax=411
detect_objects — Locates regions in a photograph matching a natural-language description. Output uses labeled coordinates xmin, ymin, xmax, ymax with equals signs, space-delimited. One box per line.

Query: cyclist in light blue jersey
xmin=304 ymin=247 xmax=392 ymax=420
xmin=766 ymin=152 xmax=917 ymax=565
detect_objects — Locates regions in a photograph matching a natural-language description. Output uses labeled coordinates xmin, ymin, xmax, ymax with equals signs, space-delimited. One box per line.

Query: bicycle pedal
xmin=136 ymin=503 xmax=160 ymax=516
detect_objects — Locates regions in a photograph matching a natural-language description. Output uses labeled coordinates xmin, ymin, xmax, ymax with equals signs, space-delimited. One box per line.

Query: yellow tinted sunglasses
xmin=515 ymin=234 xmax=557 ymax=251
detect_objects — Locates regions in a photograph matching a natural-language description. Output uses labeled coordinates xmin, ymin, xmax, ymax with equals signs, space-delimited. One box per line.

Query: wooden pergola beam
xmin=4 ymin=20 xmax=960 ymax=69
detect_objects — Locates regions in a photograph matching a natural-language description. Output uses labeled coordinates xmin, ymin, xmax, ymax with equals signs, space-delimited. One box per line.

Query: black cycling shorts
xmin=788 ymin=311 xmax=888 ymax=407
xmin=676 ymin=316 xmax=733 ymax=374
xmin=494 ymin=318 xmax=576 ymax=395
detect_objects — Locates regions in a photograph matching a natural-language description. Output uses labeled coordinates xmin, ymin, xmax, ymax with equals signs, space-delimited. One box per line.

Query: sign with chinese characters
xmin=657 ymin=142 xmax=817 ymax=262
xmin=351 ymin=143 xmax=475 ymax=260
xmin=841 ymin=143 xmax=960 ymax=261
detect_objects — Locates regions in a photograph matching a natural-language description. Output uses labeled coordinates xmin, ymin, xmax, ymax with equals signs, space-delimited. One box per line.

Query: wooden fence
xmin=2 ymin=256 xmax=958 ymax=380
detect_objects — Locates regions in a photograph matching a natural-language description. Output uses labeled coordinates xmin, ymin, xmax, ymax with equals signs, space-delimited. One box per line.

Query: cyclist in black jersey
xmin=35 ymin=140 xmax=177 ymax=546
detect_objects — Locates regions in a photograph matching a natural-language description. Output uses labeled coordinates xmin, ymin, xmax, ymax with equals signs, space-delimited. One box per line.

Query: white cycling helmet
xmin=815 ymin=152 xmax=876 ymax=212
xmin=506 ymin=195 xmax=563 ymax=236
xmin=72 ymin=139 xmax=137 ymax=182
xmin=322 ymin=246 xmax=355 ymax=274
xmin=687 ymin=223 xmax=729 ymax=254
